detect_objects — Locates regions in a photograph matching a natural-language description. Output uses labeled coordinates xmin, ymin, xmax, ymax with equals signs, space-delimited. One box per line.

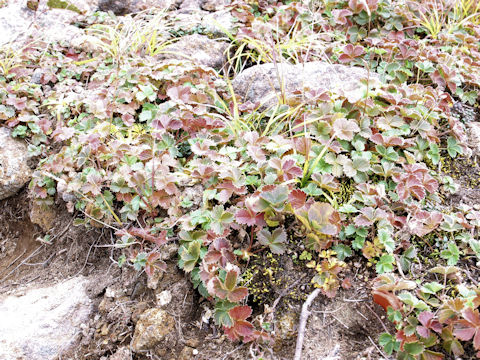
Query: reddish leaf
xmin=372 ymin=289 xmax=402 ymax=312
xmin=289 ymin=189 xmax=307 ymax=209
xmin=224 ymin=306 xmax=255 ymax=342
xmin=454 ymin=308 xmax=480 ymax=350
xmin=338 ymin=44 xmax=365 ymax=63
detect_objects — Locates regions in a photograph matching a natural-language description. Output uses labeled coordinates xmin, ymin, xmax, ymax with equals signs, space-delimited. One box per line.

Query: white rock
xmin=468 ymin=122 xmax=480 ymax=155
xmin=0 ymin=277 xmax=93 ymax=360
xmin=0 ymin=1 xmax=90 ymax=47
xmin=156 ymin=290 xmax=172 ymax=306
xmin=0 ymin=127 xmax=31 ymax=200
xmin=232 ymin=61 xmax=381 ymax=109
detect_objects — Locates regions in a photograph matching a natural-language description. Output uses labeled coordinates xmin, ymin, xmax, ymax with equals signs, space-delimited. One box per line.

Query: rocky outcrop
xmin=232 ymin=61 xmax=381 ymax=109
xmin=0 ymin=127 xmax=31 ymax=200
xmin=0 ymin=277 xmax=93 ymax=360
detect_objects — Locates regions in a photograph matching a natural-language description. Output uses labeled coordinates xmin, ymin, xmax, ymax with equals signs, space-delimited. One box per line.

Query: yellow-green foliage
xmin=47 ymin=0 xmax=82 ymax=14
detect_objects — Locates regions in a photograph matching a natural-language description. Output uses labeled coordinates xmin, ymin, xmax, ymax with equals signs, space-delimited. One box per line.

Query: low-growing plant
xmin=2 ymin=0 xmax=480 ymax=357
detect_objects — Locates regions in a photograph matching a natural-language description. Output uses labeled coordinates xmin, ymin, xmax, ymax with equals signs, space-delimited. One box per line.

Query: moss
xmin=241 ymin=252 xmax=309 ymax=304
xmin=440 ymin=155 xmax=480 ymax=188
xmin=47 ymin=0 xmax=82 ymax=14
xmin=337 ymin=178 xmax=356 ymax=206
xmin=411 ymin=232 xmax=440 ymax=261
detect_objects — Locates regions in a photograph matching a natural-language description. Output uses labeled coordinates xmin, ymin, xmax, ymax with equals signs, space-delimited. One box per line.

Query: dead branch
xmin=294 ymin=287 xmax=321 ymax=360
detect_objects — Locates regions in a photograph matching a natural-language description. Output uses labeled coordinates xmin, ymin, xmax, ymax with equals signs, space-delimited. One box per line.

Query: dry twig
xmin=294 ymin=287 xmax=321 ymax=360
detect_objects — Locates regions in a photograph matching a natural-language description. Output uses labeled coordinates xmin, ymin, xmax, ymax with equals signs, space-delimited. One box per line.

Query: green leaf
xmin=421 ymin=282 xmax=444 ymax=295
xmin=352 ymin=235 xmax=365 ymax=250
xmin=379 ymin=333 xmax=400 ymax=355
xmin=214 ymin=300 xmax=235 ymax=327
xmin=180 ymin=240 xmax=202 ymax=272
xmin=427 ymin=143 xmax=440 ymax=165
xmin=447 ymin=137 xmax=462 ymax=158
xmin=136 ymin=84 xmax=157 ymax=102
xmin=257 ymin=227 xmax=287 ymax=255
xmin=403 ymin=342 xmax=424 ymax=356
xmin=209 ymin=205 xmax=234 ymax=235
xmin=257 ymin=186 xmax=289 ymax=212
xmin=338 ymin=204 xmax=358 ymax=213
xmin=299 ymin=251 xmax=312 ymax=261
xmin=302 ymin=183 xmax=324 ymax=196
xmin=12 ymin=125 xmax=27 ymax=138
xmin=376 ymin=145 xmax=399 ymax=162
xmin=415 ymin=61 xmax=435 ymax=73
xmin=344 ymin=224 xmax=357 ymax=236
xmin=378 ymin=229 xmax=395 ymax=253
xmin=133 ymin=252 xmax=147 ymax=271
xmin=376 ymin=254 xmax=394 ymax=274
xmin=332 ymin=244 xmax=352 ymax=261
xmin=440 ymin=242 xmax=460 ymax=265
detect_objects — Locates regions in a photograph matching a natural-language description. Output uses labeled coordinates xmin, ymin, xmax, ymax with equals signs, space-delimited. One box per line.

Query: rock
xmin=179 ymin=0 xmax=202 ymax=10
xmin=179 ymin=346 xmax=195 ymax=360
xmin=232 ymin=62 xmax=381 ymax=109
xmin=0 ymin=277 xmax=93 ymax=360
xmin=108 ymin=347 xmax=132 ymax=360
xmin=0 ymin=127 xmax=31 ymax=200
xmin=97 ymin=0 xmax=135 ymax=15
xmin=452 ymin=101 xmax=479 ymax=123
xmin=275 ymin=312 xmax=297 ymax=340
xmin=146 ymin=267 xmax=164 ymax=289
xmin=202 ymin=0 xmax=231 ymax=11
xmin=160 ymin=34 xmax=228 ymax=69
xmin=201 ymin=9 xmax=237 ymax=37
xmin=30 ymin=202 xmax=57 ymax=231
xmin=98 ymin=0 xmax=177 ymax=14
xmin=131 ymin=308 xmax=176 ymax=352
xmin=170 ymin=9 xmax=237 ymax=38
xmin=155 ymin=290 xmax=172 ymax=306
xmin=0 ymin=1 xmax=90 ymax=47
xmin=468 ymin=122 xmax=480 ymax=155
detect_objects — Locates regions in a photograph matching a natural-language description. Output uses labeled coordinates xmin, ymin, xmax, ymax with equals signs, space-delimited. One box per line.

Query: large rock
xmin=160 ymin=34 xmax=228 ymax=69
xmin=202 ymin=0 xmax=231 ymax=11
xmin=170 ymin=9 xmax=237 ymax=38
xmin=0 ymin=277 xmax=93 ymax=360
xmin=131 ymin=308 xmax=175 ymax=352
xmin=179 ymin=0 xmax=203 ymax=10
xmin=97 ymin=0 xmax=135 ymax=15
xmin=0 ymin=127 xmax=31 ymax=200
xmin=232 ymin=61 xmax=381 ymax=108
xmin=0 ymin=1 xmax=92 ymax=47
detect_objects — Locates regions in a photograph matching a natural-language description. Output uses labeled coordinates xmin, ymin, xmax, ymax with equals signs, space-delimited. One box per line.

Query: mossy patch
xmin=47 ymin=0 xmax=82 ymax=14
xmin=241 ymin=251 xmax=312 ymax=306
xmin=440 ymin=155 xmax=480 ymax=188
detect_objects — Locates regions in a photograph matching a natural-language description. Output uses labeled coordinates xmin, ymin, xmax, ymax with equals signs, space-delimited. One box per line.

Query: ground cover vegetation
xmin=2 ymin=0 xmax=480 ymax=358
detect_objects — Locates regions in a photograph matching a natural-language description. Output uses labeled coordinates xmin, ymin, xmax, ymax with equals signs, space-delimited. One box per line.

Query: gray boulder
xmin=232 ymin=61 xmax=381 ymax=108
xmin=0 ymin=277 xmax=93 ymax=360
xmin=0 ymin=127 xmax=31 ymax=200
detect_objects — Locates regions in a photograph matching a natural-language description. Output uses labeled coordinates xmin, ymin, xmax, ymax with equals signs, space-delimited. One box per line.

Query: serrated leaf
xmin=257 ymin=227 xmax=287 ymax=255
